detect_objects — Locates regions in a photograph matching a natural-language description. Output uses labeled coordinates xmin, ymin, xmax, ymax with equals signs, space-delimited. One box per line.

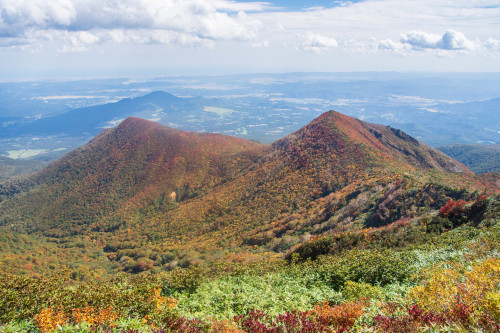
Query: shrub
xmin=33 ymin=307 xmax=67 ymax=333
xmin=408 ymin=266 xmax=460 ymax=312
xmin=342 ymin=280 xmax=383 ymax=301
xmin=235 ymin=309 xmax=331 ymax=333
xmin=209 ymin=319 xmax=245 ymax=333
xmin=438 ymin=199 xmax=467 ymax=218
xmin=372 ymin=304 xmax=445 ymax=333
xmin=460 ymin=257 xmax=500 ymax=318
xmin=313 ymin=301 xmax=366 ymax=330
xmin=317 ymin=249 xmax=416 ymax=290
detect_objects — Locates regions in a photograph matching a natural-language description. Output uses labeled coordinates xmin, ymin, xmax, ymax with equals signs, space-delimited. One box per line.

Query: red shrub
xmin=438 ymin=199 xmax=467 ymax=218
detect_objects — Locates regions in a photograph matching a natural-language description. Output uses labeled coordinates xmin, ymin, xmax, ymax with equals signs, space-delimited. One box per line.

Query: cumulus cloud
xmin=253 ymin=1 xmax=500 ymax=58
xmin=298 ymin=32 xmax=338 ymax=53
xmin=0 ymin=0 xmax=263 ymax=50
xmin=1 ymin=0 xmax=500 ymax=69
xmin=0 ymin=0 xmax=76 ymax=36
xmin=341 ymin=29 xmax=483 ymax=56
xmin=401 ymin=29 xmax=478 ymax=51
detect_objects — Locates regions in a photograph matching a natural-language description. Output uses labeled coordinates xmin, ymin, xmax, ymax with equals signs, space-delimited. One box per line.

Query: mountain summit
xmin=285 ymin=111 xmax=470 ymax=173
xmin=0 ymin=111 xmax=493 ymax=274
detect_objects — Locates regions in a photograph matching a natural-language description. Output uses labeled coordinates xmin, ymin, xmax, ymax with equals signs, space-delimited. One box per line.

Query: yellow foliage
xmin=152 ymin=288 xmax=177 ymax=310
xmin=72 ymin=306 xmax=118 ymax=327
xmin=71 ymin=307 xmax=94 ymax=325
xmin=409 ymin=258 xmax=500 ymax=317
xmin=34 ymin=306 xmax=119 ymax=332
xmin=408 ymin=267 xmax=460 ymax=312
xmin=461 ymin=258 xmax=500 ymax=317
xmin=483 ymin=292 xmax=500 ymax=321
xmin=342 ymin=280 xmax=383 ymax=301
xmin=34 ymin=308 xmax=67 ymax=333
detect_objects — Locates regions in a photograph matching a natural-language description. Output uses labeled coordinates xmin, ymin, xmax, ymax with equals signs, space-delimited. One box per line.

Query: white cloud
xmin=1 ymin=0 xmax=500 ymax=74
xmin=73 ymin=31 xmax=99 ymax=44
xmin=400 ymin=31 xmax=442 ymax=49
xmin=2 ymin=0 xmax=499 ymax=56
xmin=253 ymin=1 xmax=500 ymax=57
xmin=0 ymin=0 xmax=76 ymax=36
xmin=298 ymin=32 xmax=338 ymax=53
xmin=341 ymin=29 xmax=482 ymax=56
xmin=0 ymin=0 xmax=263 ymax=50
xmin=401 ymin=29 xmax=478 ymax=51
xmin=0 ymin=37 xmax=29 ymax=47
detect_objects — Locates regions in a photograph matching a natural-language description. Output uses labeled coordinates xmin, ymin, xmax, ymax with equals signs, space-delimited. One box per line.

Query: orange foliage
xmin=34 ymin=306 xmax=119 ymax=332
xmin=72 ymin=306 xmax=118 ymax=327
xmin=210 ymin=319 xmax=245 ymax=333
xmin=34 ymin=308 xmax=67 ymax=333
xmin=312 ymin=301 xmax=366 ymax=329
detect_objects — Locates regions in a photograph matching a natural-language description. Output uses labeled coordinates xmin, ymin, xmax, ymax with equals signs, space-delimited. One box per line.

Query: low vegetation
xmin=1 ymin=195 xmax=498 ymax=332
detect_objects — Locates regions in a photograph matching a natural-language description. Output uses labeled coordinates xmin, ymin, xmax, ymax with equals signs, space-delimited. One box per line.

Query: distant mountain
xmin=0 ymin=91 xmax=194 ymax=138
xmin=0 ymin=91 xmax=271 ymax=161
xmin=437 ymin=143 xmax=500 ymax=174
xmin=0 ymin=111 xmax=496 ymax=275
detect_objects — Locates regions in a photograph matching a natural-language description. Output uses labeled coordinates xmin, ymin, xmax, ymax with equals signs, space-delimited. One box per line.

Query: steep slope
xmin=0 ymin=117 xmax=263 ymax=238
xmin=271 ymin=111 xmax=469 ymax=173
xmin=0 ymin=111 xmax=496 ymax=274
xmin=123 ymin=111 xmax=475 ymax=252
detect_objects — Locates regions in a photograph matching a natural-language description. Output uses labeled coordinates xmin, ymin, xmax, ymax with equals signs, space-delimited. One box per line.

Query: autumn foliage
xmin=0 ymin=113 xmax=499 ymax=332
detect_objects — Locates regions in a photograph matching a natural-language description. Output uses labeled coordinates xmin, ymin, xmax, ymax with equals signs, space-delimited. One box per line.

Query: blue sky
xmin=1 ymin=0 xmax=499 ymax=79
xmin=239 ymin=1 xmax=364 ymax=11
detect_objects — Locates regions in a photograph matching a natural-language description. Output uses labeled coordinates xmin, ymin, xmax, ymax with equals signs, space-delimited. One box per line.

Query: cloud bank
xmin=1 ymin=0 xmax=499 ymax=75
xmin=0 ymin=0 xmax=263 ymax=48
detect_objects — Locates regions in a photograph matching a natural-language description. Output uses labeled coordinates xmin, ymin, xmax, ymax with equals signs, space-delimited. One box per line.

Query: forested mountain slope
xmin=0 ymin=111 xmax=497 ymax=275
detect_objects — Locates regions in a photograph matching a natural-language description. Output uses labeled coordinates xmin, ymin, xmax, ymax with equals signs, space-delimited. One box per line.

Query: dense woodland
xmin=0 ymin=112 xmax=499 ymax=332
xmin=437 ymin=144 xmax=500 ymax=174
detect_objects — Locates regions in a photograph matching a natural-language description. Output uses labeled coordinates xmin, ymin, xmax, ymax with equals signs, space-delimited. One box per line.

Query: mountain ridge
xmin=0 ymin=111 xmax=496 ymax=274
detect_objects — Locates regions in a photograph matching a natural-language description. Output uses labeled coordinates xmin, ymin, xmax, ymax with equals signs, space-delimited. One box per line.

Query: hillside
xmin=437 ymin=143 xmax=500 ymax=174
xmin=0 ymin=111 xmax=497 ymax=276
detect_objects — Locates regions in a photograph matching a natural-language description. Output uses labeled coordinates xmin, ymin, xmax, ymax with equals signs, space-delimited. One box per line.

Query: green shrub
xmin=316 ymin=249 xmax=416 ymax=290
xmin=342 ymin=280 xmax=383 ymax=301
xmin=0 ymin=320 xmax=37 ymax=333
xmin=175 ymin=271 xmax=340 ymax=321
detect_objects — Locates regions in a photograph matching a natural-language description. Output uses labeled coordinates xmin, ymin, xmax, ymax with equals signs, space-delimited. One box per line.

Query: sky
xmin=1 ymin=0 xmax=500 ymax=79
